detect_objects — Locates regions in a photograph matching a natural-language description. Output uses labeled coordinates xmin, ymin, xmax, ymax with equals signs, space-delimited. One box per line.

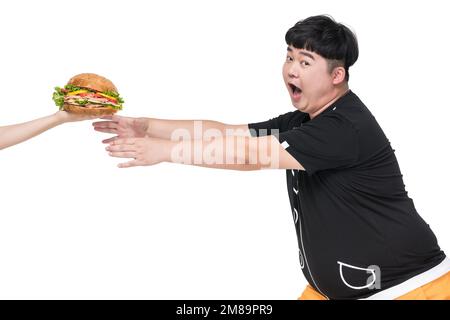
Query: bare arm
xmin=93 ymin=115 xmax=251 ymax=143
xmin=106 ymin=135 xmax=305 ymax=171
xmin=146 ymin=118 xmax=251 ymax=140
xmin=0 ymin=111 xmax=97 ymax=150
xmin=167 ymin=135 xmax=304 ymax=170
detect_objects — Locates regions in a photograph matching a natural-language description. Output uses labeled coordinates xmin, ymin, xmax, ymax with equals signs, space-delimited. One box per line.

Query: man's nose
xmin=287 ymin=63 xmax=300 ymax=78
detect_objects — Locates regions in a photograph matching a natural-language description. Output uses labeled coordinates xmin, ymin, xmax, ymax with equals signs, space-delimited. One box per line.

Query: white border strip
xmin=361 ymin=257 xmax=450 ymax=300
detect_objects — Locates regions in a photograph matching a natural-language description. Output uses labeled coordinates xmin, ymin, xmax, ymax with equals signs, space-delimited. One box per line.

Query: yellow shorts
xmin=298 ymin=271 xmax=450 ymax=300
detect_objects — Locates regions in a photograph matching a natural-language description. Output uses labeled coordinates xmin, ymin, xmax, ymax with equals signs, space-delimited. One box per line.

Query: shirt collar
xmin=305 ymin=89 xmax=354 ymax=122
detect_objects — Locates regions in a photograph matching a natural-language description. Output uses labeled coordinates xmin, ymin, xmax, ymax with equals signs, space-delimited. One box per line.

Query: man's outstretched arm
xmin=93 ymin=115 xmax=252 ymax=143
xmin=106 ymin=135 xmax=305 ymax=171
xmin=147 ymin=118 xmax=252 ymax=139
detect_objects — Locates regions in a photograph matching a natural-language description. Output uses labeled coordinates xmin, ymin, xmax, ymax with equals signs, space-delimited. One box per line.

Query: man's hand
xmin=106 ymin=137 xmax=171 ymax=168
xmin=93 ymin=115 xmax=149 ymax=143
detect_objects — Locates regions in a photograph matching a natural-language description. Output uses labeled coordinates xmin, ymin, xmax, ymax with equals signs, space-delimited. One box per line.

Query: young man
xmin=0 ymin=111 xmax=97 ymax=150
xmin=93 ymin=15 xmax=449 ymax=299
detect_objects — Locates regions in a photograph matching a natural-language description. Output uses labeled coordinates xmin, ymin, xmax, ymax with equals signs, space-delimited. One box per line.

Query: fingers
xmin=118 ymin=160 xmax=143 ymax=168
xmin=102 ymin=136 xmax=119 ymax=144
xmin=92 ymin=120 xmax=119 ymax=135
xmin=108 ymin=151 xmax=138 ymax=158
xmin=99 ymin=135 xmax=145 ymax=168
xmin=106 ymin=143 xmax=136 ymax=152
xmin=92 ymin=120 xmax=118 ymax=127
xmin=109 ymin=138 xmax=137 ymax=146
xmin=92 ymin=121 xmax=118 ymax=131
xmin=101 ymin=114 xmax=122 ymax=121
xmin=94 ymin=127 xmax=118 ymax=134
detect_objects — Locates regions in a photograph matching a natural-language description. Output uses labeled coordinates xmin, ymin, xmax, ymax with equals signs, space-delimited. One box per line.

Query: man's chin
xmin=292 ymin=102 xmax=306 ymax=112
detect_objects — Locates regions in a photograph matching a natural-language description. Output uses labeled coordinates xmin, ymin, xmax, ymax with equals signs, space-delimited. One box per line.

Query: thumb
xmin=102 ymin=136 xmax=118 ymax=144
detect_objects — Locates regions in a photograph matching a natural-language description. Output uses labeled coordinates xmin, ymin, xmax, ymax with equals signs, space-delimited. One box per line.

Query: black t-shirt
xmin=248 ymin=90 xmax=445 ymax=299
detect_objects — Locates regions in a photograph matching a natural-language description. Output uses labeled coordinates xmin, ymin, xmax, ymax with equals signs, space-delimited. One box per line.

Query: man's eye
xmin=286 ymin=56 xmax=293 ymax=62
xmin=300 ymin=61 xmax=310 ymax=66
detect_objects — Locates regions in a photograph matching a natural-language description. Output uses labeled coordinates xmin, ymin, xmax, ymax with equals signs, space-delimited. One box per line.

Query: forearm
xmin=0 ymin=112 xmax=63 ymax=150
xmin=165 ymin=135 xmax=279 ymax=171
xmin=147 ymin=118 xmax=250 ymax=140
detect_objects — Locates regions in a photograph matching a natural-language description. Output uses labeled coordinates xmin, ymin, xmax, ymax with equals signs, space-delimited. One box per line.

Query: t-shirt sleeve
xmin=276 ymin=113 xmax=359 ymax=175
xmin=248 ymin=111 xmax=297 ymax=137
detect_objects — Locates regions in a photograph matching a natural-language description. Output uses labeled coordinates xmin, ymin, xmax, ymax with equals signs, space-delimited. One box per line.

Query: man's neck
xmin=310 ymin=86 xmax=350 ymax=119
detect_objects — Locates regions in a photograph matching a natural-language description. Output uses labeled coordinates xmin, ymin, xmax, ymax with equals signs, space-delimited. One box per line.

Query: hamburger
xmin=52 ymin=73 xmax=124 ymax=116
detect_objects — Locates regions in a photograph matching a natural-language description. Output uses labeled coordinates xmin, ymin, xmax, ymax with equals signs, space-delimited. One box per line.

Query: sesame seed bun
xmin=67 ymin=73 xmax=118 ymax=93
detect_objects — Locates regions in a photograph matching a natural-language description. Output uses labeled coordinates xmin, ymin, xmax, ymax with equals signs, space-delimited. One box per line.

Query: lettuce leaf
xmin=103 ymin=90 xmax=125 ymax=104
xmin=64 ymin=84 xmax=84 ymax=92
xmin=75 ymin=99 xmax=89 ymax=105
xmin=52 ymin=87 xmax=65 ymax=110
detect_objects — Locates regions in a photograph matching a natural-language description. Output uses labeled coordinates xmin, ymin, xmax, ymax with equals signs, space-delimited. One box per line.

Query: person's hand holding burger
xmin=52 ymin=73 xmax=125 ymax=125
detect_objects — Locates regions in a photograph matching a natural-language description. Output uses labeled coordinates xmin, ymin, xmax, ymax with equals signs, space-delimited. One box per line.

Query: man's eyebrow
xmin=286 ymin=47 xmax=315 ymax=60
xmin=299 ymin=51 xmax=315 ymax=60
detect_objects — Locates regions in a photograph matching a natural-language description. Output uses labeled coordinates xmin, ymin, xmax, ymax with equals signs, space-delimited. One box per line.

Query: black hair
xmin=285 ymin=15 xmax=358 ymax=81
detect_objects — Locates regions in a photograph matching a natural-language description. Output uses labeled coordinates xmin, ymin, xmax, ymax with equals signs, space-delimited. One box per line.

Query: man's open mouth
xmin=289 ymin=83 xmax=302 ymax=100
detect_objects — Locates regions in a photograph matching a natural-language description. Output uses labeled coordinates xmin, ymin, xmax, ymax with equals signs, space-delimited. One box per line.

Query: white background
xmin=0 ymin=0 xmax=448 ymax=299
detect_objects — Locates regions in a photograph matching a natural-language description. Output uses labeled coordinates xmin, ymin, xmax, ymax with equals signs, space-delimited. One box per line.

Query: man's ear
xmin=332 ymin=66 xmax=346 ymax=85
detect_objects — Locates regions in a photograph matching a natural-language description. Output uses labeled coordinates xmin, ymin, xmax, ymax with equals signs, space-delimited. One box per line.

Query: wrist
xmin=52 ymin=111 xmax=66 ymax=125
xmin=162 ymin=139 xmax=177 ymax=163
xmin=145 ymin=117 xmax=153 ymax=136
